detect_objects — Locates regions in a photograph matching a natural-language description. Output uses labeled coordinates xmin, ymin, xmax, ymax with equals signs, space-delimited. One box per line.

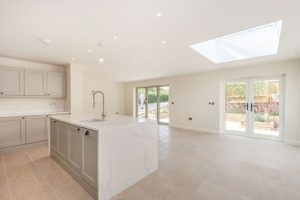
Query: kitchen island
xmin=49 ymin=114 xmax=158 ymax=200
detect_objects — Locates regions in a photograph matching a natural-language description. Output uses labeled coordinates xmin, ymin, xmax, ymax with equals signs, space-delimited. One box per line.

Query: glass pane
xmin=225 ymin=81 xmax=247 ymax=132
xmin=253 ymin=79 xmax=280 ymax=136
xmin=137 ymin=88 xmax=146 ymax=118
xmin=147 ymin=87 xmax=158 ymax=120
xmin=159 ymin=86 xmax=169 ymax=124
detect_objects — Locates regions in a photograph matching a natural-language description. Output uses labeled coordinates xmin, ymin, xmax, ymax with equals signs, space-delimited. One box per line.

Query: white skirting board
xmin=169 ymin=124 xmax=219 ymax=135
xmin=170 ymin=124 xmax=300 ymax=147
xmin=285 ymin=140 xmax=300 ymax=147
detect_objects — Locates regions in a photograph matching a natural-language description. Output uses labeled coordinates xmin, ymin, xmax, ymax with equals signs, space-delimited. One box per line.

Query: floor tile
xmin=1 ymin=126 xmax=300 ymax=200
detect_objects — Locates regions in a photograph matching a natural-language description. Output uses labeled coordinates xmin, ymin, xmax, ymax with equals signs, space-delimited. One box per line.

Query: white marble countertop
xmin=0 ymin=111 xmax=70 ymax=118
xmin=49 ymin=114 xmax=149 ymax=132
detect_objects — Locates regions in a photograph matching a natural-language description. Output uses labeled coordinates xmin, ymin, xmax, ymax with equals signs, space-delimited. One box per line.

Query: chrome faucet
xmin=92 ymin=90 xmax=106 ymax=120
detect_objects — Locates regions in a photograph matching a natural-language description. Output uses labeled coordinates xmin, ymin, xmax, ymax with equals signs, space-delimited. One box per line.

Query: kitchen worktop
xmin=50 ymin=114 xmax=148 ymax=132
xmin=0 ymin=111 xmax=70 ymax=118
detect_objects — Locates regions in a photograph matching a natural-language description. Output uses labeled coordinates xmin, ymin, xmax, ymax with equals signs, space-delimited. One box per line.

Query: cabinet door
xmin=0 ymin=117 xmax=25 ymax=148
xmin=25 ymin=115 xmax=48 ymax=143
xmin=68 ymin=124 xmax=83 ymax=174
xmin=57 ymin=122 xmax=69 ymax=162
xmin=25 ymin=70 xmax=47 ymax=96
xmin=50 ymin=119 xmax=58 ymax=155
xmin=0 ymin=67 xmax=24 ymax=96
xmin=47 ymin=72 xmax=65 ymax=97
xmin=82 ymin=129 xmax=98 ymax=188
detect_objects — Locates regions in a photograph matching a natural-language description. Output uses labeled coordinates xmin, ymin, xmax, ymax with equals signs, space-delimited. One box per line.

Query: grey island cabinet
xmin=49 ymin=114 xmax=158 ymax=200
xmin=50 ymin=119 xmax=98 ymax=199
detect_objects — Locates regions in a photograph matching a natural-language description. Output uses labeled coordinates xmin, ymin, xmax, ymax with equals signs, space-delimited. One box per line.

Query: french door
xmin=136 ymin=85 xmax=169 ymax=124
xmin=222 ymin=76 xmax=284 ymax=141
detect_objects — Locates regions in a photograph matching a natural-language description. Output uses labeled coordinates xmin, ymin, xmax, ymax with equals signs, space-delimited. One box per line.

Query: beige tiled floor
xmin=113 ymin=126 xmax=300 ymax=200
xmin=0 ymin=142 xmax=93 ymax=200
xmin=1 ymin=126 xmax=300 ymax=200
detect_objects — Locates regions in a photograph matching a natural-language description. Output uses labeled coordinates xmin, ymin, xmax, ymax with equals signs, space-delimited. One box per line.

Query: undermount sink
xmin=78 ymin=118 xmax=105 ymax=123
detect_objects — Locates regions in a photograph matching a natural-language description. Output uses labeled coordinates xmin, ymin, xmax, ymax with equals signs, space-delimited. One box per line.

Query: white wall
xmin=68 ymin=64 xmax=84 ymax=114
xmin=83 ymin=72 xmax=124 ymax=116
xmin=64 ymin=65 xmax=125 ymax=116
xmin=124 ymin=60 xmax=300 ymax=145
xmin=0 ymin=57 xmax=66 ymax=113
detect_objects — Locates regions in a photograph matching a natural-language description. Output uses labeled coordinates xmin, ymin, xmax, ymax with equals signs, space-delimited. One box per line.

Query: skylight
xmin=190 ymin=20 xmax=282 ymax=64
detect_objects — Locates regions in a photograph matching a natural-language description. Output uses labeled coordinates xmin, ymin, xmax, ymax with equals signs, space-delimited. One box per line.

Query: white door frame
xmin=220 ymin=75 xmax=285 ymax=141
xmin=136 ymin=85 xmax=170 ymax=125
xmin=220 ymin=78 xmax=249 ymax=137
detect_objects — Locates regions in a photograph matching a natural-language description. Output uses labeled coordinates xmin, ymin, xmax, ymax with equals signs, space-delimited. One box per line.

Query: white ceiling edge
xmin=122 ymin=58 xmax=300 ymax=83
xmin=0 ymin=55 xmax=64 ymax=71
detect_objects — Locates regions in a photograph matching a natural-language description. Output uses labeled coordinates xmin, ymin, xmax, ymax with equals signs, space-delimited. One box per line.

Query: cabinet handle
xmin=44 ymin=93 xmax=47 ymax=96
xmin=78 ymin=128 xmax=81 ymax=131
xmin=0 ymin=92 xmax=3 ymax=95
xmin=54 ymin=120 xmax=56 ymax=123
xmin=85 ymin=131 xmax=90 ymax=136
xmin=22 ymin=117 xmax=25 ymax=119
xmin=48 ymin=93 xmax=50 ymax=96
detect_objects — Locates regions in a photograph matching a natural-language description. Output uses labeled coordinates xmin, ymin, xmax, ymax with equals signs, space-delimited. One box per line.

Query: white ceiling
xmin=0 ymin=0 xmax=299 ymax=81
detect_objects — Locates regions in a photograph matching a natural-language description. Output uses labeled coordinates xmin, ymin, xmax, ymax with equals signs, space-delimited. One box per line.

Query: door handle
xmin=85 ymin=131 xmax=90 ymax=136
xmin=244 ymin=103 xmax=249 ymax=110
xmin=250 ymin=103 xmax=253 ymax=112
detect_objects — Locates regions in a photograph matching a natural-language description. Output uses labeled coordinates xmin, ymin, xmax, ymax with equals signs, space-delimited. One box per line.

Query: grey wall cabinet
xmin=47 ymin=72 xmax=65 ymax=97
xmin=0 ymin=66 xmax=24 ymax=96
xmin=25 ymin=70 xmax=47 ymax=96
xmin=0 ymin=66 xmax=65 ymax=98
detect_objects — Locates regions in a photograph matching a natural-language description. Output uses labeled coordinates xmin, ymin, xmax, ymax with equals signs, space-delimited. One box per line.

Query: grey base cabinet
xmin=0 ymin=117 xmax=25 ymax=148
xmin=0 ymin=115 xmax=49 ymax=149
xmin=50 ymin=119 xmax=98 ymax=199
xmin=25 ymin=115 xmax=48 ymax=143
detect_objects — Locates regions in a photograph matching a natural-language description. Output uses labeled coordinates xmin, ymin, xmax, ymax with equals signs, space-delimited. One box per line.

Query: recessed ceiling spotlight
xmin=88 ymin=49 xmax=92 ymax=53
xmin=161 ymin=40 xmax=166 ymax=44
xmin=71 ymin=58 xmax=75 ymax=61
xmin=40 ymin=38 xmax=52 ymax=45
xmin=113 ymin=36 xmax=118 ymax=40
xmin=291 ymin=54 xmax=295 ymax=58
xmin=132 ymin=59 xmax=136 ymax=62
xmin=99 ymin=57 xmax=104 ymax=63
xmin=156 ymin=12 xmax=162 ymax=17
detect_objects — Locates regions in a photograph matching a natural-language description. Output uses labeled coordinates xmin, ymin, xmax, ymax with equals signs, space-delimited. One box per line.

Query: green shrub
xmin=147 ymin=91 xmax=169 ymax=104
